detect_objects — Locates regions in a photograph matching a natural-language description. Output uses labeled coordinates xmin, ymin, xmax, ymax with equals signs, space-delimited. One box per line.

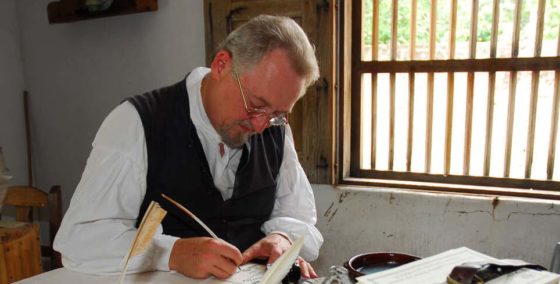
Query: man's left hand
xmin=241 ymin=233 xmax=318 ymax=279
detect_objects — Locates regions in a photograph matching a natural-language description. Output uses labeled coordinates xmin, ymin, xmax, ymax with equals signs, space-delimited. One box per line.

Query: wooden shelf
xmin=47 ymin=0 xmax=158 ymax=24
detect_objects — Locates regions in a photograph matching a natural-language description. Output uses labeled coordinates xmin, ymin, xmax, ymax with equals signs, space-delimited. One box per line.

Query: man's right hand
xmin=169 ymin=237 xmax=243 ymax=279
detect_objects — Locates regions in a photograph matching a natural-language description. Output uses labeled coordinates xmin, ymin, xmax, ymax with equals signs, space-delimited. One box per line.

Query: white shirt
xmin=53 ymin=68 xmax=323 ymax=275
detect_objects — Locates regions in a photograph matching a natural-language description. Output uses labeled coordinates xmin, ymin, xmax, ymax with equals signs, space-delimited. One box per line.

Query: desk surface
xmin=15 ymin=268 xmax=200 ymax=284
xmin=14 ymin=268 xmax=325 ymax=284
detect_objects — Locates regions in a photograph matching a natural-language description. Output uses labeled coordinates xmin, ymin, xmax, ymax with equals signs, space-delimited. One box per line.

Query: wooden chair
xmin=0 ymin=223 xmax=42 ymax=283
xmin=2 ymin=185 xmax=62 ymax=270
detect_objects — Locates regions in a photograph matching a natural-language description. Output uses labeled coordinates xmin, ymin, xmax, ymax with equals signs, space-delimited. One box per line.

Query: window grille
xmin=345 ymin=0 xmax=560 ymax=199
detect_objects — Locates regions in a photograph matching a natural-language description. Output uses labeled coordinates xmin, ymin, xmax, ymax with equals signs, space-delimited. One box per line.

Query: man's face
xmin=216 ymin=49 xmax=304 ymax=148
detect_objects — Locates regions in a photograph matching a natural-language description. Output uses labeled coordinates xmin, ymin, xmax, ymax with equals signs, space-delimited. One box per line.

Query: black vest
xmin=127 ymin=78 xmax=285 ymax=251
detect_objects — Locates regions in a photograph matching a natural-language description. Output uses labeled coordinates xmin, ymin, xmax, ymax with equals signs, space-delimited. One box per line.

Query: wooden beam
xmin=357 ymin=57 xmax=560 ymax=73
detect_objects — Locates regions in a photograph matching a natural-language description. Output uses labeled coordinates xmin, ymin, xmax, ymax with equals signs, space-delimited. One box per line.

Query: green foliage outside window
xmin=362 ymin=0 xmax=559 ymax=46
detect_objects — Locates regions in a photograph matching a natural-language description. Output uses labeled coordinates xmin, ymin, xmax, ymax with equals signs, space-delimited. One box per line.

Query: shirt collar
xmin=186 ymin=67 xmax=222 ymax=143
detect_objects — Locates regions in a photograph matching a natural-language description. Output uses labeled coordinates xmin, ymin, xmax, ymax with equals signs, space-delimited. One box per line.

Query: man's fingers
xmin=307 ymin=262 xmax=318 ymax=278
xmin=218 ymin=244 xmax=243 ymax=266
xmin=298 ymin=257 xmax=318 ymax=279
xmin=169 ymin=237 xmax=243 ymax=279
xmin=242 ymin=234 xmax=294 ymax=265
xmin=214 ymin=255 xmax=240 ymax=276
xmin=266 ymin=245 xmax=284 ymax=265
xmin=205 ymin=238 xmax=243 ymax=266
xmin=241 ymin=247 xmax=256 ymax=264
xmin=209 ymin=261 xmax=238 ymax=279
xmin=241 ymin=243 xmax=265 ymax=263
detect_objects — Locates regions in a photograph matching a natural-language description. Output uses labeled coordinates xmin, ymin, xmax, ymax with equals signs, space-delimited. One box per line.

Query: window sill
xmin=336 ymin=177 xmax=560 ymax=201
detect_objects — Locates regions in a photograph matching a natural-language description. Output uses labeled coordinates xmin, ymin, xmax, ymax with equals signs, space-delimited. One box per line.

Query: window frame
xmin=337 ymin=0 xmax=560 ymax=200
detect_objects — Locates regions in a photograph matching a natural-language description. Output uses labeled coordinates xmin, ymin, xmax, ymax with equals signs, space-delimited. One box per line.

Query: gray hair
xmin=217 ymin=15 xmax=319 ymax=91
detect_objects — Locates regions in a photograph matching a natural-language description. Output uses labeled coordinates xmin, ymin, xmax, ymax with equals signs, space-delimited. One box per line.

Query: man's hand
xmin=169 ymin=237 xmax=242 ymax=279
xmin=241 ymin=233 xmax=318 ymax=279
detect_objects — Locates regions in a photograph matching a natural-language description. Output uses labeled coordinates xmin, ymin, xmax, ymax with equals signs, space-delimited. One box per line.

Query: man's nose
xmin=251 ymin=116 xmax=270 ymax=133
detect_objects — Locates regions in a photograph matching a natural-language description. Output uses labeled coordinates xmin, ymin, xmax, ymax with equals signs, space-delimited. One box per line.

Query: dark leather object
xmin=282 ymin=263 xmax=302 ymax=284
xmin=447 ymin=261 xmax=546 ymax=284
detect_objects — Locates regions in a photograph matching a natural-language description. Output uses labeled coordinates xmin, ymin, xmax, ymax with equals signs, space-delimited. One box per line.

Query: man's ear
xmin=210 ymin=50 xmax=232 ymax=79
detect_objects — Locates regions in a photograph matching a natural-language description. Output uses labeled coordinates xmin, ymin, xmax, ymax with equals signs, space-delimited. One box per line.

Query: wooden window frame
xmin=337 ymin=0 xmax=560 ymax=200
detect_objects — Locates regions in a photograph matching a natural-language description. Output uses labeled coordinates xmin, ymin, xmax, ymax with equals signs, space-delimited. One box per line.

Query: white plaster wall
xmin=312 ymin=184 xmax=560 ymax=274
xmin=0 ymin=0 xmax=27 ymax=186
xmin=15 ymin=0 xmax=205 ymax=210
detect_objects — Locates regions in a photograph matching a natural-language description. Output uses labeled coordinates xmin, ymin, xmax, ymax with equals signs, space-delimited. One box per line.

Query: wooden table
xmin=0 ymin=221 xmax=42 ymax=284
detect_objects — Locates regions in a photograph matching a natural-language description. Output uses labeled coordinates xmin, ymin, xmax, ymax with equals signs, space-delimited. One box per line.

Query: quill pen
xmin=161 ymin=193 xmax=219 ymax=239
xmin=260 ymin=235 xmax=305 ymax=284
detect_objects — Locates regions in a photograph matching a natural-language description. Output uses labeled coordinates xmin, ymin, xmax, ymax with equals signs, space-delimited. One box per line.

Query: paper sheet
xmin=357 ymin=247 xmax=560 ymax=284
xmin=201 ymin=236 xmax=306 ymax=284
xmin=200 ymin=263 xmax=266 ymax=284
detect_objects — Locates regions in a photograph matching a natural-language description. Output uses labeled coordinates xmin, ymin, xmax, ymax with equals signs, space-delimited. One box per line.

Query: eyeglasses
xmin=233 ymin=70 xmax=288 ymax=127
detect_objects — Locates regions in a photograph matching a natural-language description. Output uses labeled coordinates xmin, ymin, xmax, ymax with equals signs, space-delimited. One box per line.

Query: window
xmin=339 ymin=0 xmax=560 ymax=199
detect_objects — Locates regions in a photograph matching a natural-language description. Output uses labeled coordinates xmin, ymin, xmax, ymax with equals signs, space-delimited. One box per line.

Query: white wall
xmin=5 ymin=0 xmax=560 ymax=277
xmin=0 ymin=0 xmax=27 ymax=186
xmin=313 ymin=185 xmax=560 ymax=274
xmin=15 ymin=0 xmax=205 ymax=209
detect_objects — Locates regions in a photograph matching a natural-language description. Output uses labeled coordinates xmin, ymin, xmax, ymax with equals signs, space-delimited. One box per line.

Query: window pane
xmin=363 ymin=0 xmax=374 ymax=61
xmin=450 ymin=72 xmax=468 ymax=174
xmin=542 ymin=0 xmax=560 ymax=57
xmin=496 ymin=0 xmax=516 ymax=57
xmin=430 ymin=73 xmax=448 ymax=174
xmin=434 ymin=0 xmax=450 ymax=59
xmin=394 ymin=73 xmax=410 ymax=171
xmin=475 ymin=0 xmax=494 ymax=59
xmin=489 ymin=72 xmax=511 ymax=177
xmin=454 ymin=1 xmax=473 ymax=59
xmin=376 ymin=73 xmax=391 ymax=170
xmin=415 ymin=0 xmax=431 ymax=60
xmin=361 ymin=73 xmax=373 ymax=169
xmin=469 ymin=72 xmax=490 ymax=176
xmin=509 ymin=71 xmax=532 ymax=178
xmin=411 ymin=73 xmax=428 ymax=172
xmin=378 ymin=0 xmax=393 ymax=61
xmin=531 ymin=71 xmax=555 ymax=180
xmin=397 ymin=0 xmax=412 ymax=60
xmin=554 ymin=108 xmax=560 ymax=180
xmin=518 ymin=0 xmax=537 ymax=57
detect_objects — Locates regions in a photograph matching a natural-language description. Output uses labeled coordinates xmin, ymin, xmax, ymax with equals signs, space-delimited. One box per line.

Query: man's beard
xmin=218 ymin=120 xmax=255 ymax=148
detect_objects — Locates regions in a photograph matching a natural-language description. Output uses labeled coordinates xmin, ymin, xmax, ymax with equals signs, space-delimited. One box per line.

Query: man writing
xmin=54 ymin=15 xmax=323 ymax=279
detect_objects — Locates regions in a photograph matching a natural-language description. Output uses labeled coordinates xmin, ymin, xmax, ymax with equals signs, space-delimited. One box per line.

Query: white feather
xmin=260 ymin=235 xmax=306 ymax=284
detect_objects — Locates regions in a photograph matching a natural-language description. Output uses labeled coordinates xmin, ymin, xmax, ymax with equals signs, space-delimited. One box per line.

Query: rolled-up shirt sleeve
xmin=261 ymin=126 xmax=324 ymax=261
xmin=53 ymin=102 xmax=178 ymax=275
